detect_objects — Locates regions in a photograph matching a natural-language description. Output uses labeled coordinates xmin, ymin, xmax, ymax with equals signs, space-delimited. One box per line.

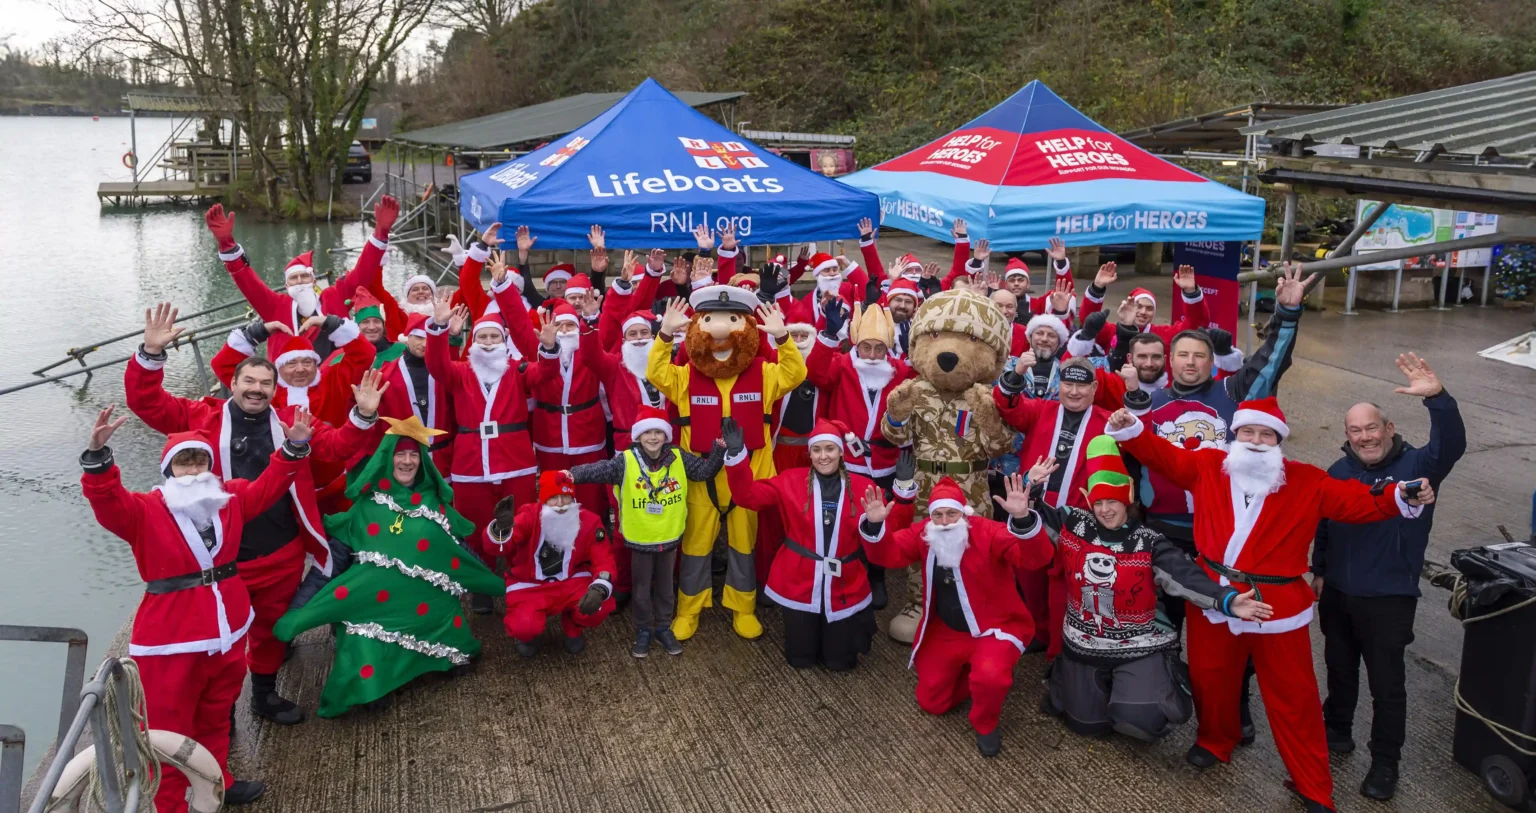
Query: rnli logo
xmin=679 ymin=137 xmax=767 ymax=170
xmin=540 ymin=136 xmax=590 ymax=168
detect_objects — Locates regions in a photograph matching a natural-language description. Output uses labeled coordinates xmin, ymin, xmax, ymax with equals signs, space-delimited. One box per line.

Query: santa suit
xmin=124 ymin=352 xmax=376 ymax=673
xmin=803 ymin=339 xmax=917 ymax=480
xmin=1110 ymin=417 xmax=1419 ymax=809
xmin=376 ymin=350 xmax=455 ymax=472
xmin=219 ymin=236 xmax=386 ymax=361
xmin=489 ymin=503 xmax=616 ymax=640
xmin=992 ymin=389 xmax=1113 ymax=658
xmin=81 ymin=438 xmax=306 ymax=813
xmin=210 ymin=318 xmax=373 ymax=429
xmin=423 ymin=322 xmax=538 ymax=561
xmin=863 ymin=508 xmax=1054 ymax=735
xmin=523 ymin=328 xmax=610 ymax=515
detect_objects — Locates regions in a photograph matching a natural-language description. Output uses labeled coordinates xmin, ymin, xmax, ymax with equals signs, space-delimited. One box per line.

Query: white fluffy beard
xmin=556 ymin=332 xmax=579 ymax=367
xmin=925 ymin=519 xmax=971 ymax=569
xmin=621 ymin=340 xmax=650 ymax=380
xmin=815 ymin=275 xmax=843 ymax=296
xmin=468 ymin=343 xmax=510 ymax=386
xmin=540 ymin=504 xmax=581 ymax=553
xmin=400 ymin=300 xmax=435 ymax=317
xmin=851 ymin=356 xmax=894 ymax=391
xmin=1223 ymin=441 xmax=1287 ymax=497
xmin=792 ymin=335 xmax=815 ymax=356
xmin=161 ymin=473 xmax=233 ymax=530
xmin=287 ymin=284 xmax=320 ymax=316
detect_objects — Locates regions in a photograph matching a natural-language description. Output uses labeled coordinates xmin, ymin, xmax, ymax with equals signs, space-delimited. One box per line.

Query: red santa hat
xmin=402 ymin=274 xmax=437 ymax=299
xmin=159 ymin=431 xmax=216 ymax=477
xmin=549 ymin=301 xmax=580 ymax=328
xmin=896 ymin=253 xmax=924 ymax=277
xmin=808 ymin=252 xmax=840 ymax=276
xmin=544 ymin=263 xmax=576 ymax=284
xmin=622 ymin=310 xmax=656 ymax=335
xmin=284 ymin=251 xmax=315 ymax=284
xmin=630 ymin=406 xmax=673 ymax=442
xmin=1130 ymin=287 xmax=1157 ymax=307
xmin=563 ymin=273 xmax=592 ymax=298
xmin=1231 ymin=397 xmax=1290 ymax=441
xmin=887 ymin=278 xmax=924 ymax=305
xmin=272 ymin=334 xmax=322 ymax=369
xmin=1004 ymin=257 xmax=1031 ymax=283
xmin=538 ymin=470 xmax=577 ymax=504
xmin=927 ymin=477 xmax=974 ymax=516
xmin=1025 ymin=312 xmax=1070 ymax=347
xmin=472 ymin=313 xmax=507 ymax=339
xmin=806 ymin=418 xmax=864 ymax=457
xmin=399 ymin=313 xmax=430 ymax=341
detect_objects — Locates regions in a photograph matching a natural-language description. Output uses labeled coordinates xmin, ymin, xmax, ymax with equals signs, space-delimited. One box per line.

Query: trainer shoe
xmin=654 ymin=627 xmax=684 ymax=656
xmin=225 ymin=779 xmax=266 ymax=806
xmin=1185 ymin=744 xmax=1219 ymax=770
xmin=976 ymin=729 xmax=1002 ymax=757
xmin=513 ymin=639 xmax=538 ymax=658
xmin=470 ymin=593 xmax=494 ymax=615
xmin=631 ymin=628 xmax=652 ymax=659
xmin=888 ymin=603 xmax=922 ymax=644
xmin=1360 ymin=759 xmax=1398 ymax=801
xmin=563 ymin=633 xmax=587 ymax=655
xmin=1326 ymin=726 xmax=1356 ymax=754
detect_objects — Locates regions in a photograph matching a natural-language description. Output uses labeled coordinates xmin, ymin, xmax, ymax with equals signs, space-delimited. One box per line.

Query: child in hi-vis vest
xmin=569 ymin=407 xmax=724 ymax=658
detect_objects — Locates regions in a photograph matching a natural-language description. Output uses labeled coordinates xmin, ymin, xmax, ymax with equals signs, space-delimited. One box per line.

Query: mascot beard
xmin=685 ymin=319 xmax=760 ymax=379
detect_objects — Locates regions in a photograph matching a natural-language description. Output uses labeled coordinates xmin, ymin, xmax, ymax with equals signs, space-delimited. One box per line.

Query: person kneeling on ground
xmin=858 ymin=475 xmax=1051 ymax=757
xmin=487 ymin=471 xmax=616 ymax=656
xmin=568 ymin=406 xmax=725 ymax=659
xmin=1023 ymin=440 xmax=1271 ymax=742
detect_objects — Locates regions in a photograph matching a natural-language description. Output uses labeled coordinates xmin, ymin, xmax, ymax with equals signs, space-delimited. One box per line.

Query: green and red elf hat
xmin=1082 ymin=435 xmax=1134 ymax=506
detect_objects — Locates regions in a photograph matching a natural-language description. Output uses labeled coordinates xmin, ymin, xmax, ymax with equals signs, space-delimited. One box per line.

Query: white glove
xmin=441 ymin=233 xmax=467 ymax=268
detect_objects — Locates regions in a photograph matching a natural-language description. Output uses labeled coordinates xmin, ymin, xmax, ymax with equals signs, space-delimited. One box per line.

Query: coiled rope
xmin=1448 ymin=575 xmax=1536 ymax=757
xmin=87 ymin=657 xmax=162 ymax=811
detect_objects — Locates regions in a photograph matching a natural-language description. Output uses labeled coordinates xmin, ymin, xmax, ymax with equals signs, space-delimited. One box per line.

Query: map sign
xmin=1354 ymin=201 xmax=1454 ymax=270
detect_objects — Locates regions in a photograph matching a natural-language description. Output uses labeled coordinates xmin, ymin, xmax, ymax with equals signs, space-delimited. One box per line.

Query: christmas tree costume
xmin=273 ymin=417 xmax=503 ymax=717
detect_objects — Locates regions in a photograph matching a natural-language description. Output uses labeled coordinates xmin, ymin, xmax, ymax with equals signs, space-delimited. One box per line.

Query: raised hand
xmin=281 ymin=406 xmax=315 ymax=443
xmin=515 ymin=225 xmax=535 ymax=261
xmin=885 ymin=380 xmax=916 ymax=422
xmin=1207 ymin=327 xmax=1234 ymax=357
xmin=1047 ymin=237 xmax=1067 ymax=263
xmin=587 ymin=224 xmax=606 ymax=250
xmin=659 ymin=297 xmax=691 ymax=337
xmin=951 ymin=218 xmax=968 ymax=241
xmin=1115 ymin=296 xmax=1137 ymax=326
xmin=647 ymin=248 xmax=667 ymax=272
xmin=670 ymin=255 xmax=690 ymax=286
xmin=858 ymin=217 xmax=875 ymax=240
xmin=755 ymin=302 xmax=788 ymax=339
xmin=1017 ymin=349 xmax=1037 ymax=370
xmin=143 ymin=302 xmax=187 ymax=354
xmin=895 ymin=447 xmax=916 ymax=484
xmin=489 ymin=252 xmax=509 ymax=285
xmin=1107 ymin=408 xmax=1137 ymax=431
xmin=539 ymin=319 xmax=558 ymax=350
xmin=1094 ymin=261 xmax=1118 ymax=288
xmin=1229 ymin=590 xmax=1274 ymax=622
xmin=590 ymin=245 xmax=610 ymax=274
xmin=985 ymin=270 xmax=1003 ymax=291
xmin=1049 ymin=279 xmax=1073 ymax=312
xmin=861 ymin=485 xmax=891 ymax=524
xmin=1274 ymin=262 xmax=1318 ymax=309
xmin=88 ymin=404 xmax=130 ymax=451
xmin=300 ymin=314 xmax=327 ymax=334
xmin=720 ymin=416 xmax=746 ymax=457
xmin=448 ymin=304 xmax=471 ymax=335
xmin=922 ymin=261 xmax=940 ymax=280
xmin=719 ymin=222 xmax=738 ymax=251
xmin=204 ymin=204 xmax=237 ymax=249
xmin=690 ymin=255 xmax=715 ymax=283
xmin=583 ymin=292 xmax=603 ymax=318
xmin=973 ymin=238 xmax=991 ymax=264
xmin=1393 ymin=352 xmax=1443 ymax=397
xmin=993 ymin=473 xmax=1034 ymax=517
xmin=373 ymin=195 xmax=400 ymax=236
xmin=1119 ymin=363 xmax=1139 ymax=391
xmin=481 ymin=222 xmax=504 ymax=248
xmin=692 ymin=224 xmax=715 ymax=252
xmin=433 ymin=297 xmax=453 ymax=326
xmin=350 ymin=369 xmax=390 ymax=417
xmin=1026 ymin=455 xmax=1059 ymax=486
xmin=821 ymin=296 xmax=848 ymax=337
xmin=263 ymin=320 xmax=293 ymax=337
xmin=1401 ymin=478 xmax=1436 ymax=506
xmin=1173 ymin=264 xmax=1198 ymax=294
xmin=620 ymin=250 xmax=638 ymax=284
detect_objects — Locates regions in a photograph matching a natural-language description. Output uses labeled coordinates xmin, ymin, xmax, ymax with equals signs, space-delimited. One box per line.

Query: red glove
xmin=205 ymin=204 xmax=237 ymax=251
xmin=373 ymin=195 xmax=400 ymax=239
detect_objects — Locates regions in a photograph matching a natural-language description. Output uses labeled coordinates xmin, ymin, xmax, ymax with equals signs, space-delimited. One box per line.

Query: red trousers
xmin=606 ymin=484 xmax=632 ymax=595
xmin=1015 ymin=565 xmax=1068 ymax=658
xmin=912 ymin=621 xmax=1023 ymax=735
xmin=1187 ymin=609 xmax=1333 ymax=808
xmin=238 ymin=539 xmax=306 ymax=675
xmin=454 ymin=476 xmax=537 ymax=564
xmin=536 ymin=450 xmax=608 ymax=518
xmin=138 ymin=644 xmax=246 ymax=813
xmin=504 ymin=577 xmax=616 ymax=640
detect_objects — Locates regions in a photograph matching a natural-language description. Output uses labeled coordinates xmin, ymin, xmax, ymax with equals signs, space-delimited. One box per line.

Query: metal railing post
xmin=1481 ymin=266 xmax=1491 ymax=307
xmin=1343 ymin=269 xmax=1359 ymax=315
xmin=1435 ymin=253 xmax=1453 ymax=311
xmin=1390 ymin=267 xmax=1403 ymax=313
xmin=1 ymin=726 xmax=23 ymax=813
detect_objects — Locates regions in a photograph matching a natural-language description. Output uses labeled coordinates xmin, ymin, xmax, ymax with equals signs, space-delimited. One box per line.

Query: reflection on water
xmin=0 ymin=115 xmax=435 ymax=773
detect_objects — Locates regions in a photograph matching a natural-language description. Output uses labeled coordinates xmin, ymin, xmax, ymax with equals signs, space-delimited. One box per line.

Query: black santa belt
xmin=781 ymin=537 xmax=866 ymax=577
xmin=534 ymin=398 xmax=600 ymax=415
xmin=458 ymin=421 xmax=527 ymax=438
xmin=1202 ymin=557 xmax=1299 ymax=602
xmin=145 ymin=562 xmax=239 ymax=595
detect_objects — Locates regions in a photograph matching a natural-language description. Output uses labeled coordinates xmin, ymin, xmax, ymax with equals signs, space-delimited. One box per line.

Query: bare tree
xmin=435 ymin=0 xmax=530 ymax=37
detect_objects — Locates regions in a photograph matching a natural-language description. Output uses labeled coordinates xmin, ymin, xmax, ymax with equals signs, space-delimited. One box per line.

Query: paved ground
xmin=221 ymin=240 xmax=1534 ymax=813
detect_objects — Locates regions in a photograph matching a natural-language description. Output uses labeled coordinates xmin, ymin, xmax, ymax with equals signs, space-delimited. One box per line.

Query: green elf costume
xmin=274 ymin=415 xmax=503 ymax=717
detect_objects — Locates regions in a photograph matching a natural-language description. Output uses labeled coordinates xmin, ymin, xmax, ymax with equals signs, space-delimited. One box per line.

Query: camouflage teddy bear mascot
xmin=881 ymin=287 xmax=1015 ymax=643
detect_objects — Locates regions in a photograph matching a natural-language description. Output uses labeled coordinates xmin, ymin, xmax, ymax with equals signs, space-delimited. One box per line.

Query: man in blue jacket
xmin=1312 ymin=352 xmax=1465 ymax=803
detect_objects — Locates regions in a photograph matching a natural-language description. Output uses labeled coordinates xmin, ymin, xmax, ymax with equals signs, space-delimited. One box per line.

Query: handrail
xmin=0 ymin=316 xmax=246 ymax=399
xmin=30 ymin=297 xmax=255 ymax=377
xmin=0 ymin=626 xmax=88 ymax=813
xmin=1 ymin=726 xmax=23 ymax=813
xmin=24 ymin=659 xmax=145 ymax=813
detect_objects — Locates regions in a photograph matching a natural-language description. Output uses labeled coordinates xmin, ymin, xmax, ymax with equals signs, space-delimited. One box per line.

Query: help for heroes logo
xmin=1034 ymin=135 xmax=1132 ymax=174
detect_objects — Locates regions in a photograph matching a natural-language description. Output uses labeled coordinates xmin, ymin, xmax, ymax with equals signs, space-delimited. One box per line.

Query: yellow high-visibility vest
xmin=618 ymin=448 xmax=689 ymax=546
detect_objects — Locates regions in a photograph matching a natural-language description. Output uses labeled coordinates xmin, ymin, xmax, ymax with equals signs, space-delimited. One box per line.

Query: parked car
xmin=343 ymin=141 xmax=372 ymax=183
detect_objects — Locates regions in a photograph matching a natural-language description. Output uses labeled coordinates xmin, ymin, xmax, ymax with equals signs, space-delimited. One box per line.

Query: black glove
xmin=1077 ymin=309 xmax=1108 ymax=340
xmin=321 ymin=314 xmax=342 ymax=335
xmin=821 ymin=297 xmax=847 ymax=338
xmin=758 ymin=263 xmax=785 ymax=299
xmin=720 ymin=417 xmax=746 ymax=458
xmin=1207 ymin=327 xmax=1234 ymax=357
xmin=245 ymin=317 xmax=271 ymax=345
xmin=577 ymin=583 xmax=608 ymax=615
xmin=492 ymin=496 xmax=516 ymax=534
xmin=895 ymin=447 xmax=916 ymax=483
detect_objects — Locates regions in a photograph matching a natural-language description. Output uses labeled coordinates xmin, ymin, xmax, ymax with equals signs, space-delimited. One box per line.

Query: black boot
xmin=225 ymin=779 xmax=266 ymax=805
xmin=1185 ymin=744 xmax=1219 ymax=770
xmin=514 ymin=639 xmax=539 ymax=658
xmin=470 ymin=593 xmax=494 ymax=615
xmin=563 ymin=633 xmax=587 ymax=654
xmin=1326 ymin=726 xmax=1356 ymax=754
xmin=975 ymin=729 xmax=1002 ymax=757
xmin=249 ymin=672 xmax=305 ymax=725
xmin=1360 ymin=759 xmax=1399 ymax=801
xmin=869 ymin=565 xmax=888 ymax=611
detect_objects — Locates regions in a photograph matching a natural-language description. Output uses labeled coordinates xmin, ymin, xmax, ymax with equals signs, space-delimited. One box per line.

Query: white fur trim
xmin=813 ymin=258 xmax=841 ymax=275
xmin=553 ymin=312 xmax=580 ymax=326
xmin=135 ymin=350 xmax=167 ymax=371
xmin=226 ymin=327 xmax=256 ymax=357
xmin=466 ymin=244 xmax=490 ymax=263
xmin=630 ymin=417 xmax=673 ymax=441
xmin=328 ymin=318 xmax=361 ymax=347
xmin=217 ymin=245 xmax=245 ymax=262
xmin=544 ymin=269 xmax=573 ymax=284
xmin=368 ymin=235 xmax=389 ymax=250
xmin=858 ymin=517 xmax=885 ymax=543
xmin=403 ymin=274 xmax=437 ymax=296
xmin=472 ymin=320 xmax=506 ymax=337
xmin=1106 ymin=418 xmax=1145 ymax=442
xmin=806 ymin=432 xmax=844 ymax=451
xmin=892 ymin=479 xmax=918 ymax=500
xmin=1004 ymin=267 xmax=1029 ymax=279
xmin=1231 ymin=409 xmax=1289 ymax=440
xmin=724 ymin=448 xmax=749 ymax=467
xmin=716 ymin=246 xmax=739 ymax=258
xmin=272 ymin=348 xmax=321 ymax=368
xmin=159 ymin=439 xmax=214 ymax=472
xmin=927 ymin=498 xmax=970 ymax=515
xmin=284 ymin=265 xmax=314 ymax=282
xmin=1132 ymin=291 xmax=1157 ymax=305
xmin=815 ymin=332 xmax=841 ymax=348
xmin=1180 ymin=289 xmax=1203 ymax=304
xmin=349 ymin=408 xmax=377 ymax=430
xmin=488 ymin=274 xmax=516 ymax=295
xmin=563 ymin=285 xmax=590 ymax=298
xmin=1214 ymin=347 xmax=1245 ymax=374
xmin=1395 ymin=485 xmax=1425 ymax=519
xmin=1065 ymin=333 xmax=1098 ymax=360
xmin=622 ymin=314 xmax=651 ymax=333
xmin=591 ymin=578 xmax=614 ymax=596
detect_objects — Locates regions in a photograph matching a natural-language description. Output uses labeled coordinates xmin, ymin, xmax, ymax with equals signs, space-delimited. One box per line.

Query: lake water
xmin=0 ymin=115 xmax=436 ymax=774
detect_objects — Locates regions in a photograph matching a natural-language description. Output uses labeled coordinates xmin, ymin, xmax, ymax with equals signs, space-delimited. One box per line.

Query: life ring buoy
xmin=46 ymin=729 xmax=224 ymax=813
xmin=122 ymin=152 xmax=137 ymax=169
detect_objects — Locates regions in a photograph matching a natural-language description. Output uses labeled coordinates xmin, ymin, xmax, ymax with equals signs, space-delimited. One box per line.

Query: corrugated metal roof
xmin=1240 ymin=72 xmax=1536 ymax=158
xmin=1120 ymin=102 xmax=1344 ymax=154
xmin=125 ymin=92 xmax=285 ymax=114
xmin=738 ymin=129 xmax=856 ymax=147
xmin=394 ymin=90 xmax=745 ymax=149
